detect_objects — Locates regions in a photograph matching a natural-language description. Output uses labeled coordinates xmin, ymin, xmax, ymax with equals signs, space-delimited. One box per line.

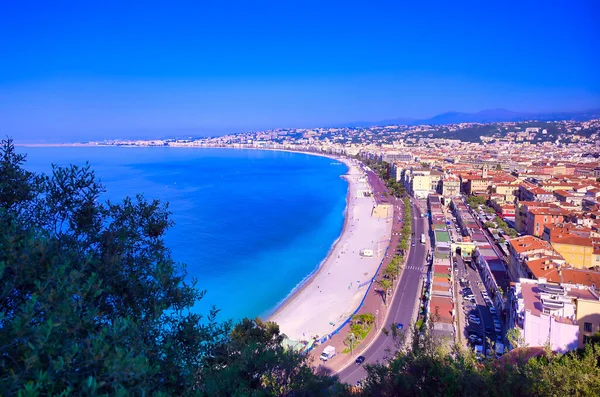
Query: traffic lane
xmin=339 ymin=203 xmax=425 ymax=384
xmin=339 ymin=242 xmax=426 ymax=384
xmin=337 ymin=201 xmax=420 ymax=383
xmin=338 ymin=204 xmax=424 ymax=382
xmin=460 ymin=258 xmax=497 ymax=353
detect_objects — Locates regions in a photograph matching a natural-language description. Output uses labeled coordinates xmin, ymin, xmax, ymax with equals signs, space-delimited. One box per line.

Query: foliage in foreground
xmin=0 ymin=138 xmax=338 ymax=396
xmin=355 ymin=322 xmax=600 ymax=397
xmin=2 ymin=139 xmax=600 ymax=396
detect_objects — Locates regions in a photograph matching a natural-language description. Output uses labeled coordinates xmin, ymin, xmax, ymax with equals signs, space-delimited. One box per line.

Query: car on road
xmin=355 ymin=356 xmax=366 ymax=365
xmin=468 ymin=335 xmax=483 ymax=345
xmin=396 ymin=323 xmax=404 ymax=330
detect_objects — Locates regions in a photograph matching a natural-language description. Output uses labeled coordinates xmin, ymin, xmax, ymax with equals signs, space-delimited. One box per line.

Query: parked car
xmin=489 ymin=307 xmax=497 ymax=314
xmin=320 ymin=346 xmax=336 ymax=361
xmin=469 ymin=317 xmax=481 ymax=325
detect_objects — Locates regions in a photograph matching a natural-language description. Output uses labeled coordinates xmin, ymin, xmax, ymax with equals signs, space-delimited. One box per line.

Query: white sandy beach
xmin=269 ymin=158 xmax=393 ymax=342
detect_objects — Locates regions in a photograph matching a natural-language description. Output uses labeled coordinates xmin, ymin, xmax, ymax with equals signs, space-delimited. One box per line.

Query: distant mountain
xmin=343 ymin=108 xmax=600 ymax=128
xmin=414 ymin=108 xmax=600 ymax=125
xmin=342 ymin=117 xmax=415 ymax=128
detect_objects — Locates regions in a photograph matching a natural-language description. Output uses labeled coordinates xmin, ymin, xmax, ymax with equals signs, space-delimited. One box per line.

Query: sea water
xmin=19 ymin=146 xmax=347 ymax=322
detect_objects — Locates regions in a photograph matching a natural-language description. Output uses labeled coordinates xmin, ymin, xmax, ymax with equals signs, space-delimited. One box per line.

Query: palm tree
xmin=385 ymin=261 xmax=400 ymax=284
xmin=398 ymin=239 xmax=409 ymax=253
xmin=378 ymin=278 xmax=393 ymax=306
xmin=352 ymin=313 xmax=375 ymax=330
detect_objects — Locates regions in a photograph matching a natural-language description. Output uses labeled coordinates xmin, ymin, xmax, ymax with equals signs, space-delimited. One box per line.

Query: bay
xmin=18 ymin=146 xmax=348 ymax=322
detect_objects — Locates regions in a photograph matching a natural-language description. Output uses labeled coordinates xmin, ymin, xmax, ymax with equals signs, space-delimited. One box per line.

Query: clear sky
xmin=2 ymin=0 xmax=599 ymax=142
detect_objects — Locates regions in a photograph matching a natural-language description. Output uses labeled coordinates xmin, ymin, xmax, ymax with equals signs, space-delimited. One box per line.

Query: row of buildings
xmin=87 ymin=117 xmax=600 ymax=354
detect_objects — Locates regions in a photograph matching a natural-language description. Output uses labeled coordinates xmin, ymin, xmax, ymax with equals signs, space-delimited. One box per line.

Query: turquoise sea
xmin=18 ymin=146 xmax=348 ymax=322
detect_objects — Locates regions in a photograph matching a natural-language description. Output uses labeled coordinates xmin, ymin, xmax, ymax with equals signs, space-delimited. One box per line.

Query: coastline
xmin=264 ymin=158 xmax=352 ymax=321
xmin=268 ymin=157 xmax=392 ymax=342
xmin=18 ymin=143 xmax=386 ymax=339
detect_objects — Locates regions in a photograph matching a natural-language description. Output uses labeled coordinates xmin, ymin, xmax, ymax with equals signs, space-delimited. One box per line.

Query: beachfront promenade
xmin=300 ymin=165 xmax=429 ymax=385
xmin=337 ymin=198 xmax=428 ymax=384
xmin=269 ymin=159 xmax=393 ymax=343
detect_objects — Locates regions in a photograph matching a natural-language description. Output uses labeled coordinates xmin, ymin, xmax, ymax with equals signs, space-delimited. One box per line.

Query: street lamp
xmin=375 ymin=310 xmax=379 ymax=330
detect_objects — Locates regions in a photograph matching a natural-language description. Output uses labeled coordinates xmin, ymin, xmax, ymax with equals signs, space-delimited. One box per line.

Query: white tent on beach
xmin=360 ymin=249 xmax=374 ymax=257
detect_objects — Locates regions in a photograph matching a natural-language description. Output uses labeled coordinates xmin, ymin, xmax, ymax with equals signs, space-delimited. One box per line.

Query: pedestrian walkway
xmin=310 ymin=185 xmax=409 ymax=373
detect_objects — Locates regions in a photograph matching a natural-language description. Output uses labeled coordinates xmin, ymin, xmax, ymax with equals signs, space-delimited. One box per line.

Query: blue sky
xmin=2 ymin=0 xmax=599 ymax=142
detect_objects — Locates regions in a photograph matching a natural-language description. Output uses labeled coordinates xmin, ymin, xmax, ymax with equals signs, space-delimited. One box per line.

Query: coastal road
xmin=338 ymin=199 xmax=428 ymax=385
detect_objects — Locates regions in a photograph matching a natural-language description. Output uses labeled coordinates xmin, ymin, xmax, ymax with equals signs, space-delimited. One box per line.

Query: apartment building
xmin=440 ymin=174 xmax=461 ymax=198
xmin=508 ymin=236 xmax=560 ymax=281
xmin=524 ymin=206 xmax=570 ymax=237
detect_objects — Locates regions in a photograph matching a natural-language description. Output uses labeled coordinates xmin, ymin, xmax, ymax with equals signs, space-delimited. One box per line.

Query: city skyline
xmin=2 ymin=1 xmax=599 ymax=142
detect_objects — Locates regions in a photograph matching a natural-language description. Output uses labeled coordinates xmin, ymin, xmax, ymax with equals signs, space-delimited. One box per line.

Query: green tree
xmin=466 ymin=195 xmax=487 ymax=207
xmin=398 ymin=238 xmax=409 ymax=253
xmin=200 ymin=318 xmax=338 ymax=396
xmin=506 ymin=327 xmax=527 ymax=349
xmin=352 ymin=313 xmax=375 ymax=331
xmin=0 ymin=138 xmax=336 ymax=396
xmin=378 ymin=279 xmax=393 ymax=306
xmin=357 ymin=327 xmax=600 ymax=397
xmin=504 ymin=227 xmax=518 ymax=238
xmin=383 ymin=261 xmax=400 ymax=285
xmin=344 ymin=333 xmax=357 ymax=356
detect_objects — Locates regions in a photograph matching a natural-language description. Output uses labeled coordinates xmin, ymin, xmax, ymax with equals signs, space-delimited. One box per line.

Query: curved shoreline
xmin=18 ymin=143 xmax=379 ymax=336
xmin=268 ymin=157 xmax=392 ymax=341
xmin=264 ymin=163 xmax=352 ymax=321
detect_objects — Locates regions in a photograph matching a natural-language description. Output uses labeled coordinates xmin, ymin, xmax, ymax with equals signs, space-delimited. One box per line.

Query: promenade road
xmin=338 ymin=199 xmax=428 ymax=385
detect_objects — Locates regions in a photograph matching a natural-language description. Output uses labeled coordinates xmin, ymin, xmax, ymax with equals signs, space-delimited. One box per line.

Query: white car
xmin=470 ymin=318 xmax=481 ymax=325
